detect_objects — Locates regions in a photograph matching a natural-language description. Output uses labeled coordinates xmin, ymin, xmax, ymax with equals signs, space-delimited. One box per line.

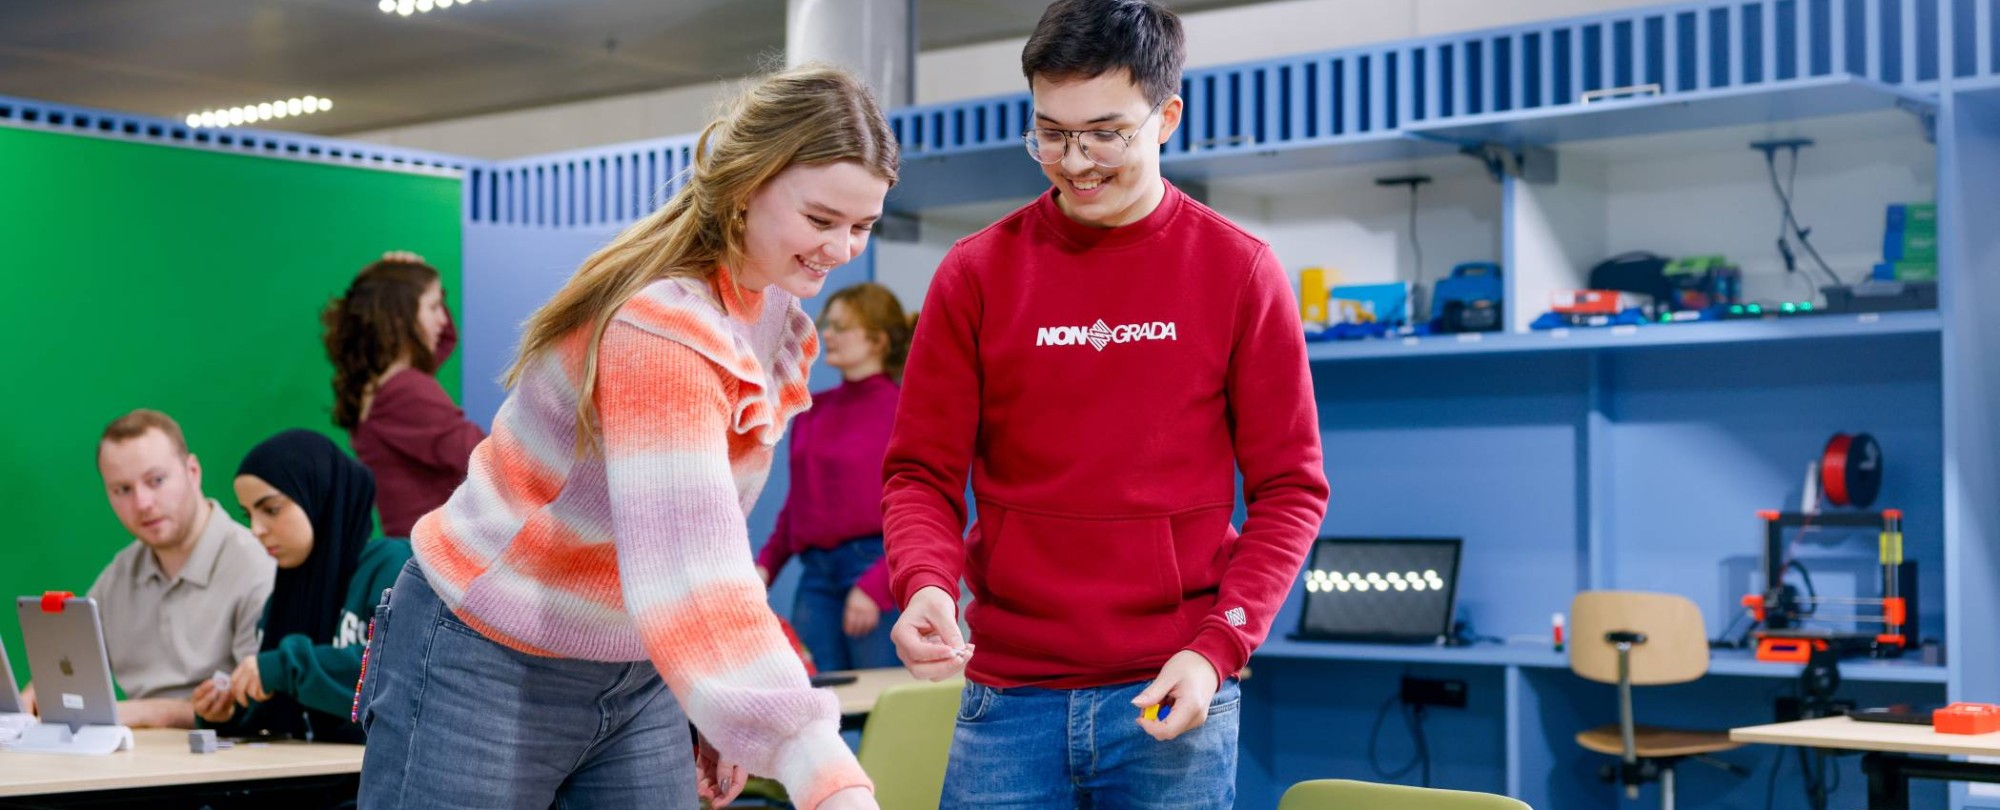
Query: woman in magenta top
xmin=322 ymin=254 xmax=485 ymax=537
xmin=756 ymin=282 xmax=910 ymax=671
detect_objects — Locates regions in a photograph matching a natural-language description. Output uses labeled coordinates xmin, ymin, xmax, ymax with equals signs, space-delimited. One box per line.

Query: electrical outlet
xmin=1401 ymin=676 xmax=1468 ymax=709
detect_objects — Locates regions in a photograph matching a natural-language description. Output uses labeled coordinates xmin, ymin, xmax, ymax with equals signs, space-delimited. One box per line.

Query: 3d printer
xmin=1742 ymin=508 xmax=1914 ymax=663
xmin=1741 ymin=433 xmax=1914 ymax=663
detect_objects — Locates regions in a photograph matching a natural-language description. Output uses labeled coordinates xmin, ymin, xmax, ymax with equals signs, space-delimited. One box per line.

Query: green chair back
xmin=856 ymin=677 xmax=965 ymax=810
xmin=1278 ymin=779 xmax=1532 ymax=810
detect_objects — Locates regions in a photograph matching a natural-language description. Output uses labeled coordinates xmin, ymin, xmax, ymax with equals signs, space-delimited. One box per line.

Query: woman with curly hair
xmin=321 ymin=253 xmax=484 ymax=537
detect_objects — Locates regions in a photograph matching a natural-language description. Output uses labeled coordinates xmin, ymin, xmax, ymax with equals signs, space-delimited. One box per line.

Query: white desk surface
xmin=0 ymin=668 xmax=919 ymax=797
xmin=1731 ymin=716 xmax=2000 ymax=757
xmin=0 ymin=728 xmax=363 ymax=797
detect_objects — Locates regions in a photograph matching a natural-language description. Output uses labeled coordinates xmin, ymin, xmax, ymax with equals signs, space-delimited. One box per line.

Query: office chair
xmin=1569 ymin=591 xmax=1746 ymax=810
xmin=1278 ymin=778 xmax=1530 ymax=809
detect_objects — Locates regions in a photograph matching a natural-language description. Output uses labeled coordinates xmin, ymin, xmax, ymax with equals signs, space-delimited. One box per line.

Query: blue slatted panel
xmin=1341 ymin=55 xmax=1360 ymax=134
xmin=1917 ymin=0 xmax=1942 ymax=80
xmin=1468 ymin=38 xmax=1488 ymax=115
xmin=472 ymin=133 xmax=700 ymax=228
xmin=444 ymin=0 xmax=1993 ymax=228
xmin=0 ymin=93 xmax=472 ymax=179
xmin=1761 ymin=0 xmax=1779 ymax=83
xmin=1954 ymin=0 xmax=1980 ymax=75
xmin=1216 ymin=68 xmax=1239 ymax=145
xmin=1360 ymin=53 xmax=1378 ymax=130
xmin=597 ymin=157 xmax=610 ymax=225
xmin=1527 ymin=32 xmax=1547 ymax=108
xmin=1867 ymin=0 xmax=1887 ymax=79
xmin=1261 ymin=65 xmax=1282 ymax=143
xmin=1988 ymin=0 xmax=1999 ymax=72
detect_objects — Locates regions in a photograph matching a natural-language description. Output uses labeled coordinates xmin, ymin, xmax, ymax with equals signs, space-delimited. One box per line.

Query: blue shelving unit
xmin=1255 ymin=637 xmax=1948 ymax=683
xmin=1409 ymin=73 xmax=1929 ymax=149
xmin=1305 ymin=309 xmax=1942 ymax=361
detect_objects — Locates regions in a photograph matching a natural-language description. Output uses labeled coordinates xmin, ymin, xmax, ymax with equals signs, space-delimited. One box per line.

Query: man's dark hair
xmin=1022 ymin=0 xmax=1186 ymax=106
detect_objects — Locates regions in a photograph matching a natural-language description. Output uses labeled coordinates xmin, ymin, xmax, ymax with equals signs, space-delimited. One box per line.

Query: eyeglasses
xmin=1022 ymin=99 xmax=1166 ymax=168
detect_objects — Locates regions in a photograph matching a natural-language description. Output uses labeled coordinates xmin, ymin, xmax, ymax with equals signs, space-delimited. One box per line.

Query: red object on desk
xmin=1934 ymin=703 xmax=2000 ymax=735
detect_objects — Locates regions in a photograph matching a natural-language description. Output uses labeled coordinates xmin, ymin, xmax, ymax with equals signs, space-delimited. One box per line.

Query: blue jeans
xmin=793 ymin=536 xmax=901 ymax=671
xmin=941 ymin=678 xmax=1242 ymax=809
xmin=356 ymin=561 xmax=699 ymax=810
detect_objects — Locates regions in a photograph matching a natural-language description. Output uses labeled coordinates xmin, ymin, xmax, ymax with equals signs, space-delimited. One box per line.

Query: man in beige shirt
xmin=24 ymin=410 xmax=274 ymax=728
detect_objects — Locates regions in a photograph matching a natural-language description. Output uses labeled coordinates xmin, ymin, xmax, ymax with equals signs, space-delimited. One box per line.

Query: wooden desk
xmin=1732 ymin=716 xmax=2000 ymax=809
xmin=0 ymin=728 xmax=362 ymax=799
xmin=0 ymin=671 xmax=918 ymax=801
xmin=828 ymin=667 xmax=923 ymax=718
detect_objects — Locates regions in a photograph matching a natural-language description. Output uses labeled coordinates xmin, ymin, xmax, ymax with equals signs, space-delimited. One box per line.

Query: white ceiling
xmin=0 ymin=0 xmax=1264 ymax=135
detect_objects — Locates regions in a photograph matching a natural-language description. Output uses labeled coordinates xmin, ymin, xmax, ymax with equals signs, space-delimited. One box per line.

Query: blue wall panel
xmin=1601 ymin=337 xmax=1945 ymax=643
xmin=459 ymin=223 xmax=624 ymax=427
xmin=1240 ymin=658 xmax=1511 ymax=810
xmin=1312 ymin=356 xmax=1589 ymax=639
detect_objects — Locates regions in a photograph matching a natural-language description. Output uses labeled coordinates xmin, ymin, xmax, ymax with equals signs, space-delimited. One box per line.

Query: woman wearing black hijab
xmin=190 ymin=429 xmax=412 ymax=742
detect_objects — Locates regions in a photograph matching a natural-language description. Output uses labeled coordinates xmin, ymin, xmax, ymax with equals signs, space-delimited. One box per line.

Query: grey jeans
xmin=357 ymin=561 xmax=699 ymax=810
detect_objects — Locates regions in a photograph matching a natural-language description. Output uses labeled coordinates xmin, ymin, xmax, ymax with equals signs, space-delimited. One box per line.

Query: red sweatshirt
xmin=352 ymin=321 xmax=486 ymax=537
xmin=883 ymin=181 xmax=1330 ymax=689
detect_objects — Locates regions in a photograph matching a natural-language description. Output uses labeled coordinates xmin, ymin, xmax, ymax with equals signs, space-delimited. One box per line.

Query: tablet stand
xmin=2 ymin=721 xmax=134 ymax=755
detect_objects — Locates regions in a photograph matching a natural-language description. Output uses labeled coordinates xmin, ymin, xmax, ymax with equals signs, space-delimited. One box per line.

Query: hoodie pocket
xmin=975 ymin=505 xmax=1187 ymax=669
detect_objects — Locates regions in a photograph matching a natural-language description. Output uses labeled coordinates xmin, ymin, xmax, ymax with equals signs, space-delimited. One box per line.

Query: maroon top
xmin=352 ymin=323 xmax=485 ymax=537
xmin=755 ymin=373 xmax=901 ymax=610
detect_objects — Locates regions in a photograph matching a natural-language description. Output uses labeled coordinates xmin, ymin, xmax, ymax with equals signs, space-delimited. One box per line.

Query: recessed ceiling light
xmin=185 ymin=95 xmax=336 ymax=128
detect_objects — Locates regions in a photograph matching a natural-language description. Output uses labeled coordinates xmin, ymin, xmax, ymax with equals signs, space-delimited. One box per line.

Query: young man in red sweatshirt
xmin=881 ymin=0 xmax=1330 ymax=805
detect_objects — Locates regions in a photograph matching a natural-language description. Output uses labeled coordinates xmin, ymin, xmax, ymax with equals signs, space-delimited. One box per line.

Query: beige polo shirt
xmin=86 ymin=500 xmax=275 ymax=701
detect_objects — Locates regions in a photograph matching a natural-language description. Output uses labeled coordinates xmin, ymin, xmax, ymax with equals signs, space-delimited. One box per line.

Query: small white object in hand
xmin=210 ymin=669 xmax=232 ymax=692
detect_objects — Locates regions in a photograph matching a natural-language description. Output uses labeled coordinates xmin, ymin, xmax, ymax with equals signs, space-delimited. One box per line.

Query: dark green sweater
xmin=241 ymin=538 xmax=410 ymax=736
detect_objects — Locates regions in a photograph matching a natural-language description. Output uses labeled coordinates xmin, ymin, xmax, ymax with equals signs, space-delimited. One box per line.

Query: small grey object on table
xmin=188 ymin=729 xmax=218 ymax=754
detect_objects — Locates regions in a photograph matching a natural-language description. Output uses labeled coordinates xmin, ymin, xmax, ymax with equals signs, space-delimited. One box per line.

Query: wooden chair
xmin=1569 ymin=591 xmax=1747 ymax=809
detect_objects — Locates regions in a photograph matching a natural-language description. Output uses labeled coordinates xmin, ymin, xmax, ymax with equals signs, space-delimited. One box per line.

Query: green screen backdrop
xmin=0 ymin=124 xmax=462 ymax=688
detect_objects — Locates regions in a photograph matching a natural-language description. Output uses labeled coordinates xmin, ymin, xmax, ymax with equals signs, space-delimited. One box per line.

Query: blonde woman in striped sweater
xmin=355 ymin=65 xmax=896 ymax=810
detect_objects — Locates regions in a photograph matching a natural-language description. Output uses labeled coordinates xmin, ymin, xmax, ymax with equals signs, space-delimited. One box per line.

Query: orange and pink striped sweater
xmin=410 ymin=273 xmax=871 ymax=808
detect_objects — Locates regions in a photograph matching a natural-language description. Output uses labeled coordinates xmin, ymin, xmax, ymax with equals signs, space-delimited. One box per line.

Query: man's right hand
xmin=192 ymin=680 xmax=236 ymax=725
xmin=889 ymin=586 xmax=971 ymax=681
xmin=19 ymin=684 xmax=34 ymax=718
